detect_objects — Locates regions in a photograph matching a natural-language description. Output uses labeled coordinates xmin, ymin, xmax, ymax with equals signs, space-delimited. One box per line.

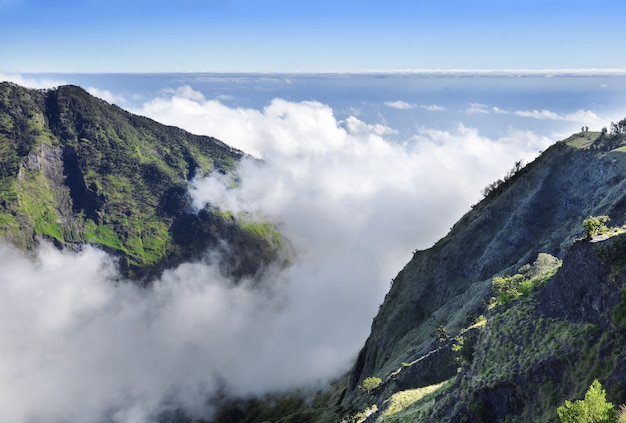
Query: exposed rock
xmin=537 ymin=238 xmax=623 ymax=328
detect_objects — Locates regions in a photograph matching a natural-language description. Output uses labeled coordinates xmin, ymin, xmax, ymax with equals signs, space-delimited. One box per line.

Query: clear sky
xmin=1 ymin=0 xmax=626 ymax=73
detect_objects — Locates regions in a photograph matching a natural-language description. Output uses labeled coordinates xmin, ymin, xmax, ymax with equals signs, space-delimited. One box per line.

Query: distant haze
xmin=1 ymin=73 xmax=626 ymax=422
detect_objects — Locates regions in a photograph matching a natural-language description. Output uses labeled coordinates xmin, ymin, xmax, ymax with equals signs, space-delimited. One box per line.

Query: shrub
xmin=359 ymin=377 xmax=382 ymax=394
xmin=436 ymin=325 xmax=449 ymax=343
xmin=491 ymin=253 xmax=561 ymax=306
xmin=583 ymin=215 xmax=610 ymax=238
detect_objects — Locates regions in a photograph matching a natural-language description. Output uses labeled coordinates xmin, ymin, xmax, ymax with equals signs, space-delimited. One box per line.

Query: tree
xmin=557 ymin=380 xmax=615 ymax=423
xmin=359 ymin=377 xmax=382 ymax=395
xmin=583 ymin=216 xmax=610 ymax=238
xmin=611 ymin=122 xmax=623 ymax=137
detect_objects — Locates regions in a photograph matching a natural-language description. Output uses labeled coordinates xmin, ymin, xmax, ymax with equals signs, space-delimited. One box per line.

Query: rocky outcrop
xmin=538 ymin=238 xmax=624 ymax=328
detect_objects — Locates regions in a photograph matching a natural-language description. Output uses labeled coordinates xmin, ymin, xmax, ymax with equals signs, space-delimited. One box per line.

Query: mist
xmin=0 ymin=85 xmax=557 ymax=422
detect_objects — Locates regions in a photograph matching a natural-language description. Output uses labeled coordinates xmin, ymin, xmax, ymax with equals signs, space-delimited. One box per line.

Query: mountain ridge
xmin=0 ymin=82 xmax=285 ymax=281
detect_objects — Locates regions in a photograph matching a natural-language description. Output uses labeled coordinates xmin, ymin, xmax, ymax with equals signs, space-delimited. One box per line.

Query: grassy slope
xmin=0 ymin=82 xmax=284 ymax=279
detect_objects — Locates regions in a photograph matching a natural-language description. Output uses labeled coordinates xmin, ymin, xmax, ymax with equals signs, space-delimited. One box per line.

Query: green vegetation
xmin=0 ymin=82 xmax=283 ymax=279
xmin=557 ymin=380 xmax=615 ymax=423
xmin=378 ymin=381 xmax=450 ymax=422
xmin=583 ymin=215 xmax=611 ymax=238
xmin=239 ymin=215 xmax=288 ymax=253
xmin=492 ymin=253 xmax=562 ymax=305
xmin=452 ymin=334 xmax=476 ymax=366
xmin=612 ymin=289 xmax=626 ymax=329
xmin=481 ymin=159 xmax=526 ymax=198
xmin=359 ymin=377 xmax=382 ymax=394
xmin=563 ymin=131 xmax=602 ymax=149
xmin=15 ymin=159 xmax=67 ymax=244
xmin=596 ymin=233 xmax=626 ymax=276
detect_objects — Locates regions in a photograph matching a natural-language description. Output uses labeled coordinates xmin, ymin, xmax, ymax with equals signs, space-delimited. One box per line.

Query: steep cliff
xmin=349 ymin=132 xmax=626 ymax=395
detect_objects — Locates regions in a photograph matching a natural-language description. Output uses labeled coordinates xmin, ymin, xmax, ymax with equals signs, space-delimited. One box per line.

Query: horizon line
xmin=5 ymin=68 xmax=626 ymax=77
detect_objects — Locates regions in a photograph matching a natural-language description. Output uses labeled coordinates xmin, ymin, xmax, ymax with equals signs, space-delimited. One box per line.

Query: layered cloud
xmin=0 ymin=86 xmax=556 ymax=422
xmin=512 ymin=108 xmax=600 ymax=122
xmin=465 ymin=101 xmax=602 ymax=123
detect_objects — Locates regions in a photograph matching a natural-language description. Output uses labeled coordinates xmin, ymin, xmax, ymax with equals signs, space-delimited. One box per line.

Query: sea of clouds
xmin=0 ymin=75 xmax=600 ymax=422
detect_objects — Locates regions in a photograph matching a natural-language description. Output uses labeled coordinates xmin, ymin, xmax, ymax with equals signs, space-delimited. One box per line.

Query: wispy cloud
xmin=384 ymin=100 xmax=446 ymax=111
xmin=513 ymin=108 xmax=601 ymax=122
xmin=465 ymin=103 xmax=491 ymax=115
xmin=385 ymin=100 xmax=415 ymax=109
xmin=420 ymin=104 xmax=446 ymax=111
xmin=465 ymin=102 xmax=602 ymax=123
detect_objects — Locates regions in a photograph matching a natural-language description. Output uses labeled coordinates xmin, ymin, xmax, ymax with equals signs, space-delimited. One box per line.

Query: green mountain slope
xmin=350 ymin=131 xmax=626 ymax=387
xmin=0 ymin=82 xmax=284 ymax=280
xmin=333 ymin=130 xmax=626 ymax=422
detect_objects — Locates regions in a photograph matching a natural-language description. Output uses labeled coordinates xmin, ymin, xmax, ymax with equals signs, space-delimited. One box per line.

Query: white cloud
xmin=343 ymin=115 xmax=398 ymax=137
xmin=384 ymin=100 xmax=415 ymax=109
xmin=0 ymin=73 xmax=66 ymax=89
xmin=0 ymin=242 xmax=347 ymax=422
xmin=420 ymin=104 xmax=446 ymax=111
xmin=465 ymin=103 xmax=491 ymax=115
xmin=513 ymin=108 xmax=601 ymax=122
xmin=384 ymin=101 xmax=446 ymax=112
xmin=216 ymin=94 xmax=235 ymax=101
xmin=87 ymin=87 xmax=129 ymax=105
xmin=464 ymin=101 xmax=602 ymax=124
xmin=0 ymin=87 xmax=557 ymax=422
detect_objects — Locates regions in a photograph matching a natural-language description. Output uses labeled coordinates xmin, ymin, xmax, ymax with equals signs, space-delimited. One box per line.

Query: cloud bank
xmin=0 ymin=86 xmax=556 ymax=422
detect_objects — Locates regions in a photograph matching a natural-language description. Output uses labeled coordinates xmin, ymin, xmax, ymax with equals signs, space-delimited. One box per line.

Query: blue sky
xmin=2 ymin=0 xmax=626 ymax=73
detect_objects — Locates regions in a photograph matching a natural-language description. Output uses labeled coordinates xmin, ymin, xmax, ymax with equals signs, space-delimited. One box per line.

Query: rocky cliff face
xmin=348 ymin=135 xmax=626 ymax=397
xmin=427 ymin=236 xmax=626 ymax=423
xmin=537 ymin=238 xmax=623 ymax=328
